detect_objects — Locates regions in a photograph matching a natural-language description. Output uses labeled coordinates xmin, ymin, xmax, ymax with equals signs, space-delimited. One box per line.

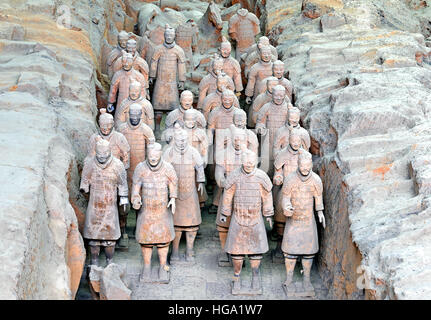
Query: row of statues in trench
xmin=80 ymin=6 xmax=325 ymax=297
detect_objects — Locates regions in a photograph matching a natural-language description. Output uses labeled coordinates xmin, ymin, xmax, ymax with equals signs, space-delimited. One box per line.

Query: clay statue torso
xmin=114 ymin=96 xmax=155 ymax=130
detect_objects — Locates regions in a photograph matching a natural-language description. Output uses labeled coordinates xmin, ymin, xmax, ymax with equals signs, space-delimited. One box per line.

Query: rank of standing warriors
xmin=81 ymin=3 xmax=325 ymax=298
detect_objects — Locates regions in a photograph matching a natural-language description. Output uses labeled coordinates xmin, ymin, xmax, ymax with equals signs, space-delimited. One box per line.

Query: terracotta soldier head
xmin=147 ymin=142 xmax=163 ymax=167
xmin=216 ymin=72 xmax=231 ymax=92
xmin=95 ymin=138 xmax=111 ymax=164
xmin=257 ymin=36 xmax=270 ymax=50
xmin=260 ymin=45 xmax=272 ymax=63
xmin=164 ymin=24 xmax=176 ymax=45
xmin=232 ymin=127 xmax=247 ymax=151
xmin=211 ymin=55 xmax=224 ymax=75
xmin=220 ymin=37 xmax=232 ymax=58
xmin=118 ymin=30 xmax=129 ymax=49
xmin=173 ymin=124 xmax=189 ymax=152
xmin=184 ymin=109 xmax=197 ymax=129
xmin=265 ymin=76 xmax=279 ymax=94
xmin=180 ymin=90 xmax=194 ymax=111
xmin=99 ymin=108 xmax=114 ymax=136
xmin=298 ymin=150 xmax=313 ymax=177
xmin=129 ymin=81 xmax=142 ymax=101
xmin=221 ymin=89 xmax=235 ymax=109
xmin=129 ymin=103 xmax=142 ymax=126
xmin=287 ymin=107 xmax=301 ymax=128
xmin=289 ymin=129 xmax=302 ymax=151
xmin=272 ymin=85 xmax=286 ymax=105
xmin=122 ymin=52 xmax=134 ymax=71
xmin=126 ymin=39 xmax=138 ymax=56
xmin=241 ymin=149 xmax=258 ymax=173
xmin=233 ymin=108 xmax=247 ymax=129
xmin=273 ymin=60 xmax=285 ymax=79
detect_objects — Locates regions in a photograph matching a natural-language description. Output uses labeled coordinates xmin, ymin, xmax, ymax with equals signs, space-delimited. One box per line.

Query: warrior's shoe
xmin=158 ymin=265 xmax=170 ymax=284
xmin=139 ymin=264 xmax=151 ymax=282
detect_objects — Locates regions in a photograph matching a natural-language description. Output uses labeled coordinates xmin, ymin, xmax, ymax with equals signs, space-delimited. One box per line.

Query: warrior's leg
xmin=301 ymin=255 xmax=315 ymax=292
xmin=157 ymin=244 xmax=170 ymax=281
xmin=104 ymin=245 xmax=115 ymax=265
xmin=171 ymin=229 xmax=182 ymax=261
xmin=283 ymin=253 xmax=298 ymax=290
xmin=154 ymin=111 xmax=163 ymax=140
xmin=274 ymin=222 xmax=285 ymax=257
xmin=231 ymin=255 xmax=244 ymax=291
xmin=119 ymin=207 xmax=129 ymax=248
xmin=185 ymin=230 xmax=198 ymax=261
xmin=89 ymin=244 xmax=101 ymax=266
xmin=140 ymin=245 xmax=152 ymax=280
xmin=218 ymin=228 xmax=228 ymax=250
xmin=249 ymin=255 xmax=263 ymax=290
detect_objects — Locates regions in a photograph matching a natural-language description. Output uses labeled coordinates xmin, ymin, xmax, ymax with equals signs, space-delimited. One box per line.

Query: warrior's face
xmin=233 ymin=114 xmax=246 ymax=129
xmin=222 ymin=92 xmax=234 ymax=109
xmin=184 ymin=112 xmax=196 ymax=129
xmin=129 ymin=109 xmax=142 ymax=126
xmin=123 ymin=57 xmax=133 ymax=71
xmin=299 ymin=158 xmax=313 ymax=176
xmin=213 ymin=59 xmax=223 ymax=75
xmin=99 ymin=121 xmax=114 ymax=136
xmin=260 ymin=47 xmax=272 ymax=63
xmin=147 ymin=147 xmax=162 ymax=167
xmin=96 ymin=144 xmax=111 ymax=164
xmin=126 ymin=41 xmax=137 ymax=55
xmin=290 ymin=134 xmax=301 ymax=151
xmin=242 ymin=152 xmax=257 ymax=174
xmin=118 ymin=34 xmax=128 ymax=49
xmin=174 ymin=133 xmax=188 ymax=151
xmin=273 ymin=64 xmax=284 ymax=79
xmin=217 ymin=77 xmax=229 ymax=92
xmin=180 ymin=93 xmax=194 ymax=110
xmin=129 ymin=85 xmax=141 ymax=100
xmin=164 ymin=29 xmax=175 ymax=45
xmin=267 ymin=79 xmax=278 ymax=94
xmin=233 ymin=134 xmax=245 ymax=151
xmin=272 ymin=87 xmax=285 ymax=105
xmin=220 ymin=43 xmax=231 ymax=58
xmin=288 ymin=111 xmax=300 ymax=127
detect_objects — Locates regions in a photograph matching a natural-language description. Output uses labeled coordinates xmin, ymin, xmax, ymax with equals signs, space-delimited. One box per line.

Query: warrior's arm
xmin=149 ymin=51 xmax=159 ymax=79
xmin=108 ymin=74 xmax=120 ymax=104
xmin=302 ymin=131 xmax=311 ymax=151
xmin=166 ymin=164 xmax=179 ymax=199
xmin=232 ymin=65 xmax=243 ymax=92
xmin=177 ymin=50 xmax=187 ymax=83
xmin=261 ymin=187 xmax=274 ymax=217
xmin=221 ymin=182 xmax=236 ymax=217
xmin=214 ymin=164 xmax=226 ymax=188
xmin=117 ymin=163 xmax=129 ymax=198
xmin=118 ymin=134 xmax=131 ymax=170
xmin=131 ymin=164 xmax=143 ymax=206
xmin=248 ymin=131 xmax=259 ymax=155
xmin=281 ymin=179 xmax=294 ymax=216
xmin=197 ymin=111 xmax=207 ymax=128
xmin=144 ymin=101 xmax=155 ymax=130
xmin=272 ymin=129 xmax=285 ymax=158
xmin=79 ymin=160 xmax=92 ymax=193
xmin=313 ymin=177 xmax=324 ymax=212
xmin=245 ymin=67 xmax=257 ymax=97
xmin=199 ymin=133 xmax=209 ymax=167
xmin=197 ymin=80 xmax=209 ymax=110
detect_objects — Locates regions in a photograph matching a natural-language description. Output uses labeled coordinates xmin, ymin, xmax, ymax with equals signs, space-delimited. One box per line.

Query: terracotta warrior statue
xmin=197 ymin=55 xmax=235 ymax=110
xmin=107 ymin=30 xmax=129 ymax=79
xmin=175 ymin=19 xmax=199 ymax=73
xmin=201 ymin=73 xmax=240 ymax=120
xmin=255 ymin=85 xmax=289 ymax=176
xmin=132 ymin=142 xmax=178 ymax=283
xmin=228 ymin=8 xmax=261 ymax=61
xmin=108 ymin=53 xmax=148 ymax=113
xmin=220 ymin=149 xmax=274 ymax=293
xmin=281 ymin=150 xmax=325 ymax=297
xmin=162 ymin=109 xmax=209 ymax=209
xmin=149 ymin=24 xmax=187 ymax=137
xmin=164 ymin=90 xmax=206 ymax=131
xmin=273 ymin=107 xmax=310 ymax=159
xmin=272 ymin=130 xmax=302 ymax=262
xmin=243 ymin=36 xmax=277 ymax=78
xmin=249 ymin=76 xmax=279 ymax=128
xmin=139 ymin=26 xmax=164 ymax=66
xmin=87 ymin=109 xmax=130 ymax=248
xmin=245 ymin=45 xmax=274 ymax=104
xmin=80 ymin=138 xmax=129 ymax=267
xmin=219 ymin=37 xmax=243 ymax=94
xmin=118 ymin=103 xmax=155 ymax=249
xmin=114 ymin=81 xmax=154 ymax=130
xmin=112 ymin=39 xmax=149 ymax=82
xmin=163 ymin=126 xmax=205 ymax=263
xmin=216 ymin=109 xmax=258 ymax=155
xmin=258 ymin=60 xmax=293 ymax=102
xmin=215 ymin=127 xmax=247 ymax=266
